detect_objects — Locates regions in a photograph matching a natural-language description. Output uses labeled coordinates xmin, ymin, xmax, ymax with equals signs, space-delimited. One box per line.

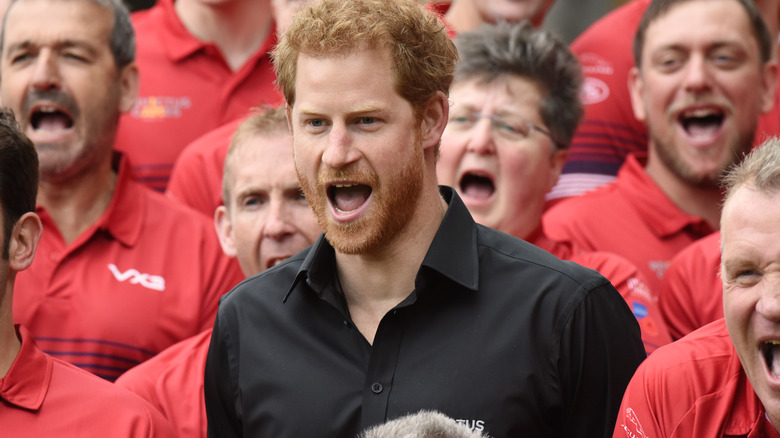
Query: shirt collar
xmin=617 ymin=154 xmax=713 ymax=238
xmin=284 ymin=186 xmax=479 ymax=302
xmin=103 ymin=155 xmax=146 ymax=247
xmin=0 ymin=326 xmax=53 ymax=411
xmin=153 ymin=0 xmax=278 ymax=66
xmin=153 ymin=0 xmax=204 ymax=61
xmin=35 ymin=154 xmax=144 ymax=249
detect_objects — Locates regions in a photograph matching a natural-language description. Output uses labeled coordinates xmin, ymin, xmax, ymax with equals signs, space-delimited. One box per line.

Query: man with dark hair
xmin=205 ymin=1 xmax=645 ymax=437
xmin=544 ymin=0 xmax=778 ymax=294
xmin=0 ymin=108 xmax=176 ymax=437
xmin=1 ymin=0 xmax=243 ymax=381
xmin=549 ymin=0 xmax=780 ymax=202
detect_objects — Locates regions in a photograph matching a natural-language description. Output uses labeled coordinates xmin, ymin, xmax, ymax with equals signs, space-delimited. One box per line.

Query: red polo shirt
xmin=550 ymin=0 xmax=780 ymax=201
xmin=529 ymin=228 xmax=671 ymax=355
xmin=13 ymin=158 xmax=244 ymax=381
xmin=543 ymin=154 xmax=714 ymax=295
xmin=166 ymin=117 xmax=244 ymax=217
xmin=659 ymin=231 xmax=722 ymax=340
xmin=0 ymin=326 xmax=177 ymax=437
xmin=614 ymin=319 xmax=780 ymax=438
xmin=115 ymin=0 xmax=283 ymax=192
xmin=116 ymin=329 xmax=212 ymax=438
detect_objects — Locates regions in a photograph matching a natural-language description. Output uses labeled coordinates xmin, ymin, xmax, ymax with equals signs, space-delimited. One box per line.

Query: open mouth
xmin=678 ymin=107 xmax=724 ymax=140
xmin=459 ymin=172 xmax=495 ymax=200
xmin=762 ymin=340 xmax=780 ymax=378
xmin=30 ymin=106 xmax=74 ymax=133
xmin=327 ymin=183 xmax=372 ymax=213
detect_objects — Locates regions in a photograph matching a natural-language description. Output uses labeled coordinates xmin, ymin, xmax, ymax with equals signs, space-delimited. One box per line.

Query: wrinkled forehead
xmin=2 ymin=0 xmax=114 ymax=50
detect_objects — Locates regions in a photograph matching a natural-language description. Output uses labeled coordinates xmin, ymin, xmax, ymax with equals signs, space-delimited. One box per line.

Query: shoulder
xmin=218 ymin=249 xmax=309 ymax=310
xmin=638 ymin=320 xmax=735 ymax=381
xmin=48 ymin=358 xmax=176 ymax=436
xmin=475 ymin=224 xmax=612 ymax=294
xmin=116 ymin=330 xmax=211 ymax=394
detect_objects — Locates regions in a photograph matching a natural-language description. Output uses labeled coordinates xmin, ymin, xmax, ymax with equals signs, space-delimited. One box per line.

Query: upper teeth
xmin=38 ymin=106 xmax=58 ymax=113
xmin=334 ymin=184 xmax=354 ymax=188
xmin=683 ymin=108 xmax=717 ymax=118
xmin=767 ymin=340 xmax=780 ymax=345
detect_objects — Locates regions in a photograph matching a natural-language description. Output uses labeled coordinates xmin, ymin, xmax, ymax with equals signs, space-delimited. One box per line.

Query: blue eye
xmin=310 ymin=119 xmax=323 ymax=127
xmin=359 ymin=117 xmax=375 ymax=125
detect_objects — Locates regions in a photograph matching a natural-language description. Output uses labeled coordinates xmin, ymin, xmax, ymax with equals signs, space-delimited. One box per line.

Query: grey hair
xmin=359 ymin=411 xmax=487 ymax=438
xmin=452 ymin=20 xmax=583 ymax=151
xmin=722 ymin=136 xmax=780 ymax=203
xmin=1 ymin=0 xmax=135 ymax=68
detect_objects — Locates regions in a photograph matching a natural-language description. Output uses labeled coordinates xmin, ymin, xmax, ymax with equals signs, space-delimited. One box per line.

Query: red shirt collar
xmin=617 ymin=154 xmax=713 ymax=238
xmin=0 ymin=326 xmax=53 ymax=411
xmin=36 ymin=155 xmax=145 ymax=250
xmin=147 ymin=0 xmax=278 ymax=67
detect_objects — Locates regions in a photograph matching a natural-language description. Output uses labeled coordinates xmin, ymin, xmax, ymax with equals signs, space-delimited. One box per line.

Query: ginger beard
xmin=297 ymin=131 xmax=425 ymax=255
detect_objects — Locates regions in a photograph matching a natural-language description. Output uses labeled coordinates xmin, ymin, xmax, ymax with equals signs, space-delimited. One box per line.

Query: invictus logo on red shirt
xmin=130 ymin=96 xmax=192 ymax=119
xmin=107 ymin=263 xmax=166 ymax=291
xmin=619 ymin=407 xmax=648 ymax=438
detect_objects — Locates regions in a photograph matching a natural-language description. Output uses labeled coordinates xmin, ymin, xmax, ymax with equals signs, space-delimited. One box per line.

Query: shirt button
xmin=371 ymin=382 xmax=383 ymax=394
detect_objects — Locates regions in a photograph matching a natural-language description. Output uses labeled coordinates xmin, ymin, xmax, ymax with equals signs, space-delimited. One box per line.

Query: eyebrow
xmin=5 ymin=39 xmax=98 ymax=56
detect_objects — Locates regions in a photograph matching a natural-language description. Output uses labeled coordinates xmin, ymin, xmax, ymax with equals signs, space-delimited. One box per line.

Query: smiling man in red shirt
xmin=543 ymin=0 xmax=777 ymax=295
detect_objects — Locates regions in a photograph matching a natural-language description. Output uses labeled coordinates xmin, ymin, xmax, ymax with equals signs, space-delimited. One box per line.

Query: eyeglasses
xmin=447 ymin=112 xmax=555 ymax=145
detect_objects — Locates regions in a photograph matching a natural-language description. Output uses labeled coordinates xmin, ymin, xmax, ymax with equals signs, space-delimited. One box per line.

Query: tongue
xmin=333 ymin=185 xmax=370 ymax=212
xmin=686 ymin=119 xmax=719 ymax=139
xmin=36 ymin=113 xmax=71 ymax=132
xmin=462 ymin=179 xmax=494 ymax=200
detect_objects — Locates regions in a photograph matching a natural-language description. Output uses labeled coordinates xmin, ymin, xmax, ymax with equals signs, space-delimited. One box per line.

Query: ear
xmin=8 ymin=212 xmax=42 ymax=272
xmin=214 ymin=206 xmax=238 ymax=259
xmin=118 ymin=63 xmax=140 ymax=114
xmin=628 ymin=66 xmax=647 ymax=122
xmin=547 ymin=149 xmax=569 ymax=192
xmin=760 ymin=60 xmax=778 ymax=114
xmin=419 ymin=91 xmax=450 ymax=151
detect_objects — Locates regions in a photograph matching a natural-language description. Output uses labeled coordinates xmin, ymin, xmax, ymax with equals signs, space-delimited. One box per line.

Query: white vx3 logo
xmin=108 ymin=264 xmax=166 ymax=291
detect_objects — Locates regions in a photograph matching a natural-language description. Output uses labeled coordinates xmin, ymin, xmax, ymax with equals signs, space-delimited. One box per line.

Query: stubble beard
xmin=298 ymin=138 xmax=425 ymax=255
xmin=651 ymin=124 xmax=755 ymax=190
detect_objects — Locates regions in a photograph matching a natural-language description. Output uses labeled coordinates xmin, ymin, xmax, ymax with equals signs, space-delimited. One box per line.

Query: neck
xmin=38 ymin=161 xmax=117 ymax=245
xmin=175 ymin=0 xmax=273 ymax=71
xmin=0 ymin=282 xmax=20 ymax=379
xmin=444 ymin=0 xmax=483 ymax=33
xmin=645 ymin=151 xmax=723 ymax=230
xmin=335 ymin=179 xmax=447 ymax=344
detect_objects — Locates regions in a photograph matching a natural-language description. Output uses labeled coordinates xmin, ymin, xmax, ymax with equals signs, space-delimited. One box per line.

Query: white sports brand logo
xmin=108 ymin=263 xmax=166 ymax=291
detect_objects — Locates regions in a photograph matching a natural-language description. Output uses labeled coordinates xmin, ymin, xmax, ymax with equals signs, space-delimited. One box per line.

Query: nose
xmin=756 ymin=276 xmax=780 ymax=322
xmin=682 ymin=54 xmax=712 ymax=94
xmin=322 ymin=123 xmax=360 ymax=169
xmin=31 ymin=50 xmax=62 ymax=91
xmin=263 ymin=198 xmax=296 ymax=241
xmin=465 ymin=117 xmax=496 ymax=155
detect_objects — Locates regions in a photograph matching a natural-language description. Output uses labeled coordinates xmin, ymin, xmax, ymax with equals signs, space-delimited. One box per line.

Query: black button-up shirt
xmin=205 ymin=187 xmax=646 ymax=438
